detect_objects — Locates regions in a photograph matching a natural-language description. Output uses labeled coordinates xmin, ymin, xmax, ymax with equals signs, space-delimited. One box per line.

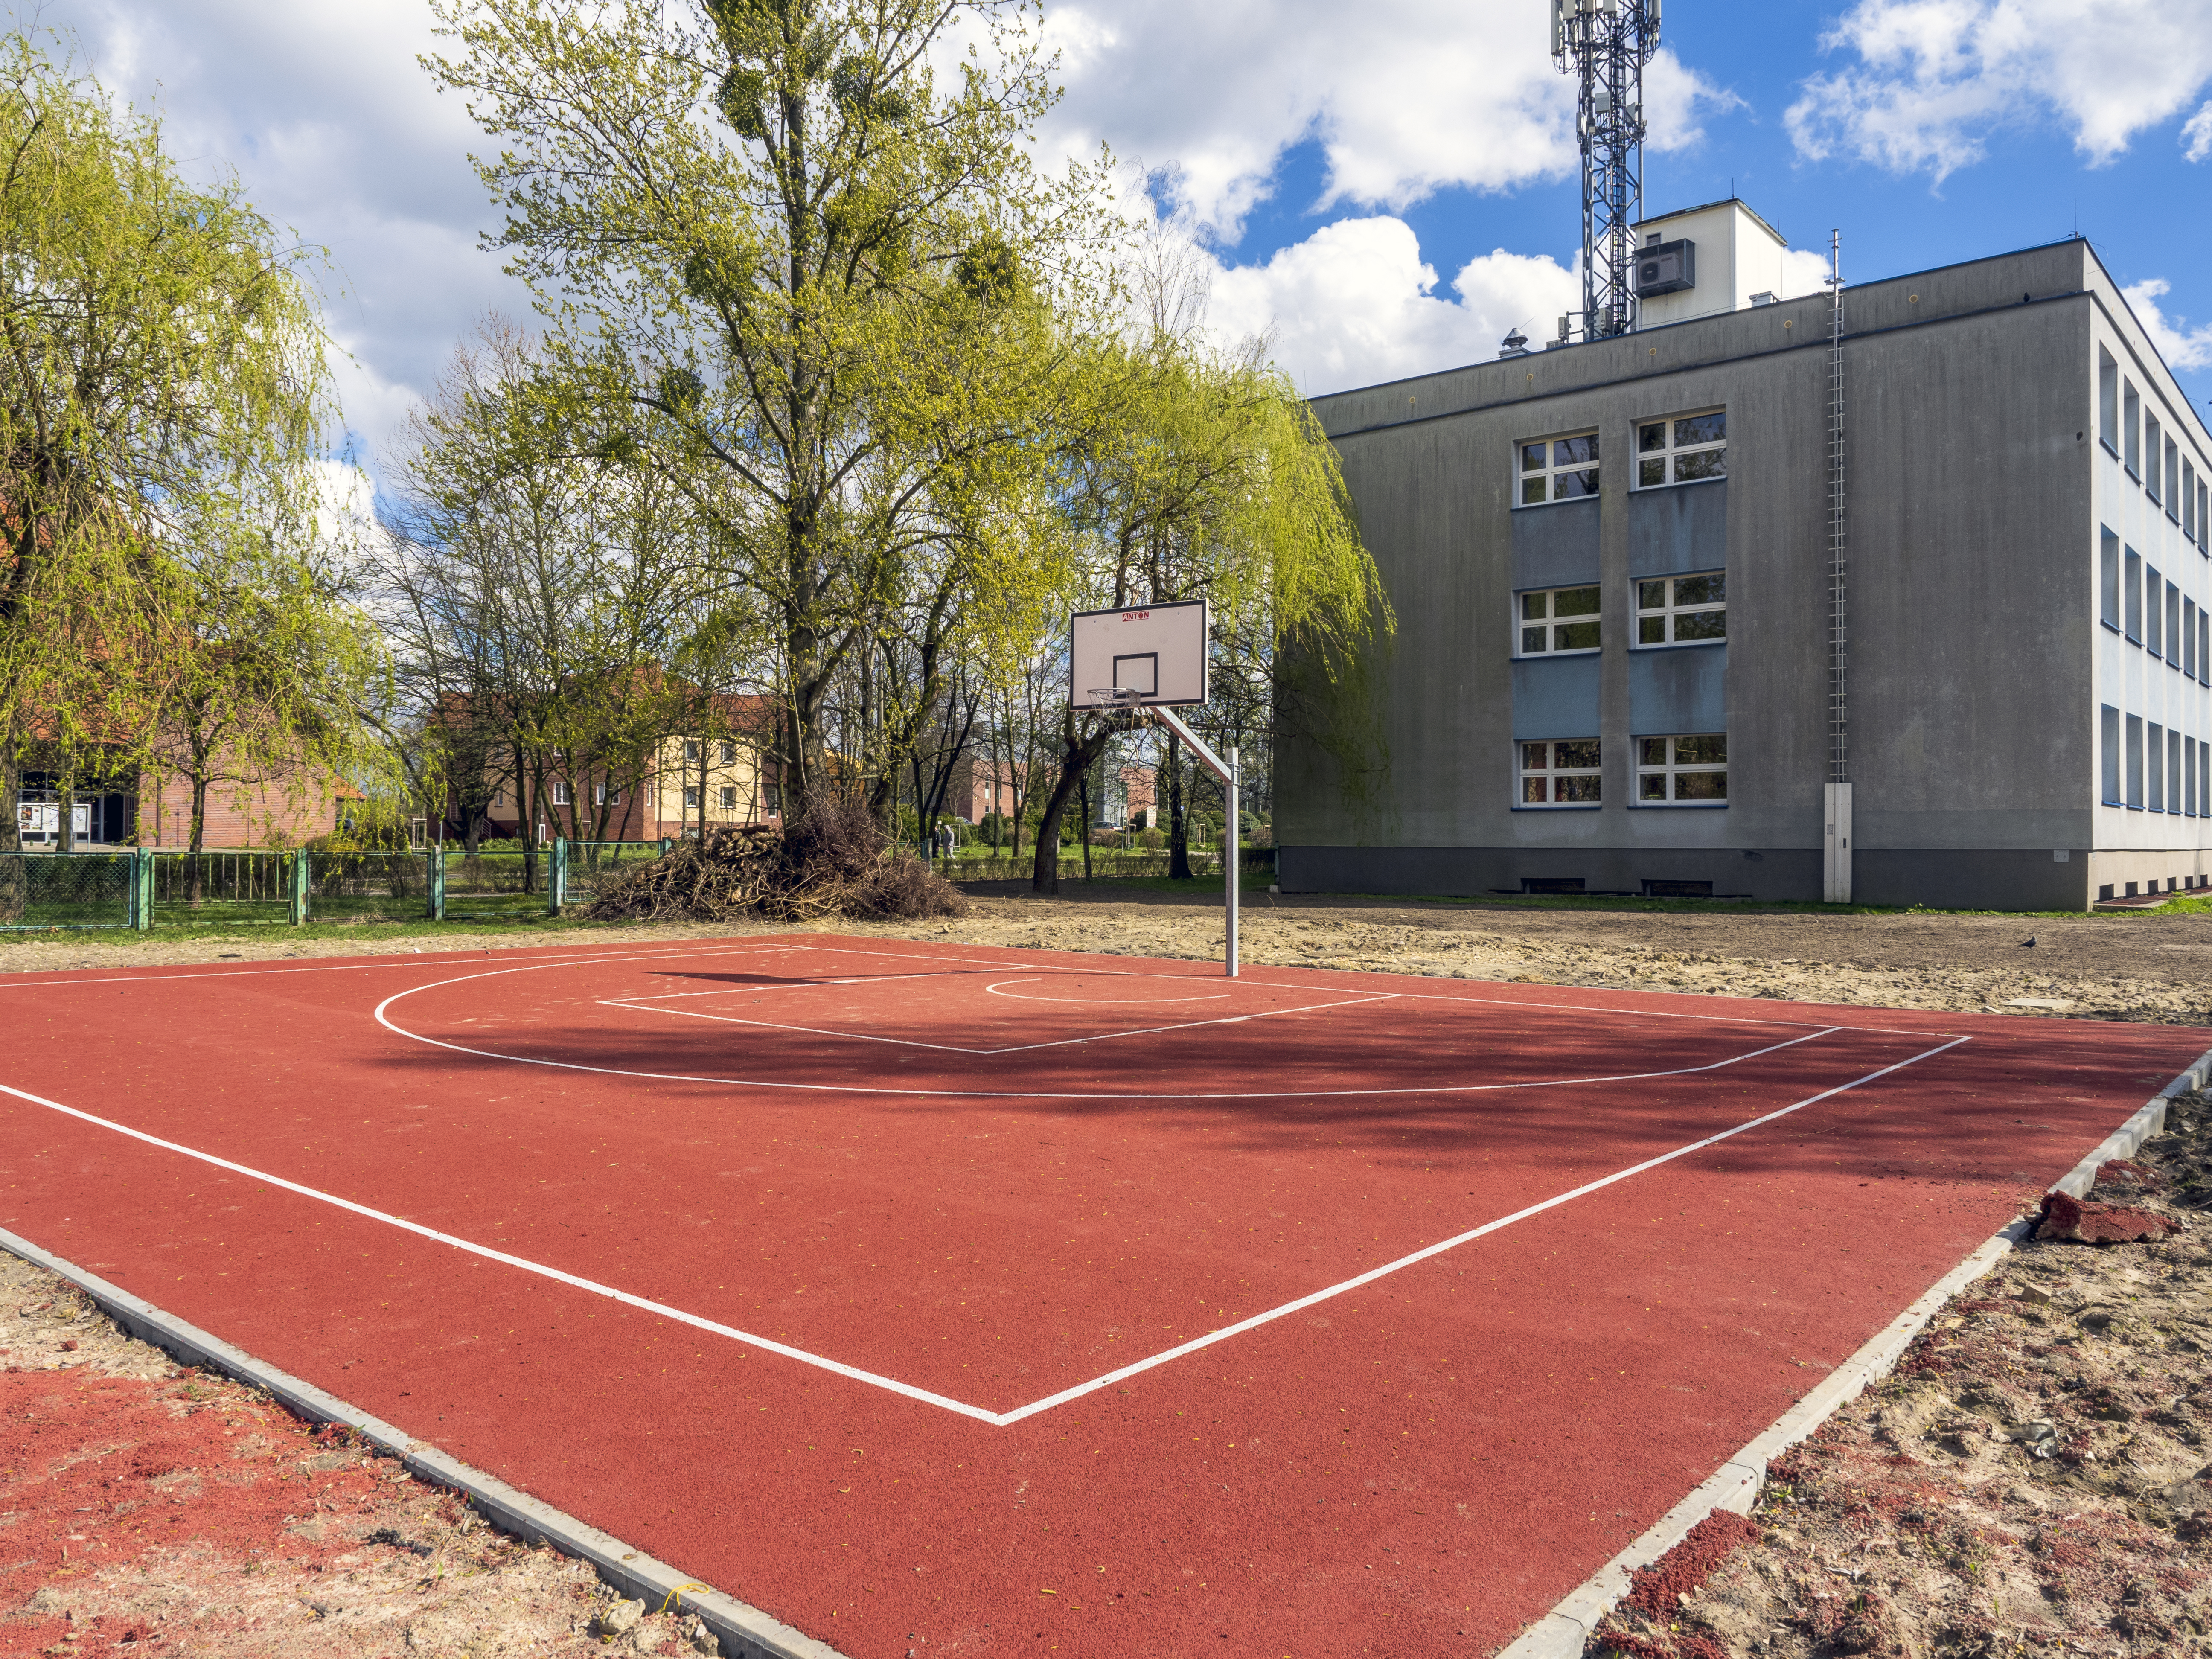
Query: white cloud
xmin=64 ymin=0 xmax=530 ymax=467
xmin=1199 ymin=217 xmax=1578 ymax=395
xmin=2124 ymin=278 xmax=2212 ymax=371
xmin=2186 ymin=99 xmax=2212 ymax=160
xmin=1039 ymin=2 xmax=1732 ymax=239
xmin=1787 ymin=0 xmax=2212 ymax=180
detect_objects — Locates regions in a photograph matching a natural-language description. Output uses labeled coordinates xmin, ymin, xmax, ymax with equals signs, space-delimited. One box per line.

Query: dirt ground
xmin=5 ymin=888 xmax=2212 ymax=1657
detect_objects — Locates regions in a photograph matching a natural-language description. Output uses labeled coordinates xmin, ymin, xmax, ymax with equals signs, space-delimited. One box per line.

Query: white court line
xmin=0 ymin=1033 xmax=1970 ymax=1426
xmin=376 ymin=954 xmax=1846 ymax=1098
xmin=599 ymin=985 xmax=1402 ymax=1057
xmin=983 ymin=978 xmax=1229 ymax=1005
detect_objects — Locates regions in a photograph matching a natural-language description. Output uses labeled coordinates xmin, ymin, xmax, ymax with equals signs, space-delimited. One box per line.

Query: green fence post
xmin=290 ymin=848 xmax=310 ymax=926
xmin=132 ymin=848 xmax=151 ymax=931
xmin=548 ymin=837 xmax=566 ymax=917
xmin=428 ymin=847 xmax=445 ymax=922
xmin=659 ymin=837 xmax=673 ymax=856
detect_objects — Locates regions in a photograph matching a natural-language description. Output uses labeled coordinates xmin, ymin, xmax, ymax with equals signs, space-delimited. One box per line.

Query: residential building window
xmin=2102 ymin=706 xmax=2122 ymax=804
xmin=1517 ymin=431 xmax=1600 ymax=505
xmin=2128 ymin=713 xmax=2144 ymax=807
xmin=2203 ymin=740 xmax=2210 ymax=815
xmin=1516 ymin=585 xmax=1601 ymax=655
xmin=719 ymin=740 xmax=737 ymax=764
xmin=550 ymin=780 xmax=572 ymax=805
xmin=683 ymin=739 xmax=701 ymax=762
xmin=2188 ymin=599 xmax=2200 ymax=678
xmin=1519 ymin=739 xmax=1602 ymax=806
xmin=1636 ymin=571 xmax=1726 ymax=645
xmin=1636 ymin=410 xmax=1726 ymax=487
xmin=2188 ymin=460 xmax=2199 ymax=541
xmin=2100 ymin=530 xmax=2121 ymax=631
xmin=2126 ymin=547 xmax=2142 ymax=640
xmin=2201 ymin=608 xmax=2209 ymax=684
xmin=719 ymin=786 xmax=737 ymax=809
xmin=2147 ymin=416 xmax=2164 ymax=503
xmin=2168 ymin=438 xmax=2182 ymax=520
xmin=2152 ymin=722 xmax=2168 ymax=811
xmin=683 ymin=786 xmax=700 ymax=809
xmin=2200 ymin=480 xmax=2209 ymax=553
xmin=2098 ymin=349 xmax=2119 ymax=453
xmin=2174 ymin=730 xmax=2186 ymax=813
xmin=1636 ymin=734 xmax=1727 ymax=803
xmin=2187 ymin=736 xmax=2198 ymax=818
xmin=2125 ymin=381 xmax=2141 ymax=476
xmin=594 ymin=783 xmax=621 ymax=806
xmin=2147 ymin=566 xmax=2164 ymax=657
xmin=2169 ymin=582 xmax=2184 ymax=669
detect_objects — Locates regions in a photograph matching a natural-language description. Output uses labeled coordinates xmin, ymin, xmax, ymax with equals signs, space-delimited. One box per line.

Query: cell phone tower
xmin=1551 ymin=0 xmax=1661 ymax=341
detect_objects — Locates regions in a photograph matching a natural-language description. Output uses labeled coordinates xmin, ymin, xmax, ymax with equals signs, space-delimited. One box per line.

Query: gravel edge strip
xmin=0 ymin=1223 xmax=852 ymax=1659
xmin=1497 ymin=1043 xmax=2212 ymax=1659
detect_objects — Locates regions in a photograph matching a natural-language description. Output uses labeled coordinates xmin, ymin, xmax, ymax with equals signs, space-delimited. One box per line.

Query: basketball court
xmin=3 ymin=934 xmax=2201 ymax=1656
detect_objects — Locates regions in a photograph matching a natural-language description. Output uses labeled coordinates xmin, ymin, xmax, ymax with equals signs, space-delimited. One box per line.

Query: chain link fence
xmin=0 ymin=852 xmax=137 ymax=930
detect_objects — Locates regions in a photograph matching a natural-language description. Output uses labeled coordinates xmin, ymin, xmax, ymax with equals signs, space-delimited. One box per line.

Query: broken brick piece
xmin=2091 ymin=1158 xmax=2167 ymax=1195
xmin=2034 ymin=1190 xmax=2180 ymax=1245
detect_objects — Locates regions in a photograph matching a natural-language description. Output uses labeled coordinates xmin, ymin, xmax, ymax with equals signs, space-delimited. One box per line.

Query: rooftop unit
xmin=1630 ymin=198 xmax=1795 ymax=327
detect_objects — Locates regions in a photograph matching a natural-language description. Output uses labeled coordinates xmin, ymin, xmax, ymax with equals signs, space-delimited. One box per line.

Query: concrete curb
xmin=1498 ymin=1045 xmax=2212 ymax=1659
xmin=0 ymin=1225 xmax=851 ymax=1659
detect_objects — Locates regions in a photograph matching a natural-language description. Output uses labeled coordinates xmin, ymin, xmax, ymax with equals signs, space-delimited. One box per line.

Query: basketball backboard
xmin=1069 ymin=599 xmax=1208 ymax=709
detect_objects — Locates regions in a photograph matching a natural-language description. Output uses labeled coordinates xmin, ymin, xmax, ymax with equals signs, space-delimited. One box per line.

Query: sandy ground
xmin=4 ymin=889 xmax=2212 ymax=1656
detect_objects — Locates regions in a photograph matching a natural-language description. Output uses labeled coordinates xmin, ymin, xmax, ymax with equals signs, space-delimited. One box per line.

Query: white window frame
xmin=1518 ymin=738 xmax=1602 ymax=807
xmin=682 ymin=739 xmax=701 ymax=763
xmin=719 ymin=739 xmax=737 ymax=764
xmin=1635 ymin=408 xmax=1727 ymax=489
xmin=683 ymin=785 xmax=701 ymax=809
xmin=1636 ymin=733 xmax=1728 ymax=806
xmin=1634 ymin=570 xmax=1726 ymax=647
xmin=1515 ymin=584 xmax=1602 ymax=657
xmin=550 ymin=779 xmax=572 ymax=806
xmin=719 ymin=785 xmax=737 ymax=809
xmin=1516 ymin=430 xmax=1601 ymax=507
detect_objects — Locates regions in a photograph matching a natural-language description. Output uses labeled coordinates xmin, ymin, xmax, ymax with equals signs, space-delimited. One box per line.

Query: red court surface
xmin=2 ymin=935 xmax=2206 ymax=1657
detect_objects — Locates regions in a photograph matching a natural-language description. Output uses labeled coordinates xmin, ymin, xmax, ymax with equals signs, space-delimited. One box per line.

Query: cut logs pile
xmin=579 ymin=797 xmax=967 ymax=924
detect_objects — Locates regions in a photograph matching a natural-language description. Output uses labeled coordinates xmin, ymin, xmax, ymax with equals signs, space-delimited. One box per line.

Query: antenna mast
xmin=1551 ymin=0 xmax=1661 ymax=341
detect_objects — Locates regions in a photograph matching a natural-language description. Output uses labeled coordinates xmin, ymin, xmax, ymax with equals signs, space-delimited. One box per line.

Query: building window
xmin=2147 ymin=416 xmax=2164 ymax=503
xmin=683 ymin=786 xmax=700 ymax=809
xmin=2188 ymin=460 xmax=2200 ymax=541
xmin=2184 ymin=733 xmax=2196 ymax=818
xmin=2100 ymin=530 xmax=2121 ymax=631
xmin=1519 ymin=738 xmax=1602 ymax=806
xmin=1636 ymin=570 xmax=1725 ymax=645
xmin=550 ymin=780 xmax=572 ymax=805
xmin=683 ymin=739 xmax=701 ymax=763
xmin=719 ymin=740 xmax=737 ymax=764
xmin=2200 ymin=480 xmax=2209 ymax=553
xmin=2125 ymin=381 xmax=2141 ymax=477
xmin=2169 ymin=582 xmax=2184 ymax=669
xmin=2128 ymin=713 xmax=2145 ymax=808
xmin=594 ymin=782 xmax=621 ymax=806
xmin=1636 ymin=410 xmax=1726 ymax=488
xmin=2101 ymin=706 xmax=2122 ymax=804
xmin=2126 ymin=547 xmax=2142 ymax=641
xmin=2167 ymin=437 xmax=2182 ymax=520
xmin=719 ymin=786 xmax=737 ymax=809
xmin=2151 ymin=722 xmax=2167 ymax=811
xmin=2147 ymin=566 xmax=2164 ymax=657
xmin=2201 ymin=608 xmax=2209 ymax=684
xmin=1518 ymin=431 xmax=1600 ymax=505
xmin=2189 ymin=599 xmax=2200 ymax=678
xmin=2099 ymin=349 xmax=2119 ymax=453
xmin=1516 ymin=585 xmax=1601 ymax=655
xmin=2202 ymin=740 xmax=2210 ymax=815
xmin=1637 ymin=734 xmax=1727 ymax=803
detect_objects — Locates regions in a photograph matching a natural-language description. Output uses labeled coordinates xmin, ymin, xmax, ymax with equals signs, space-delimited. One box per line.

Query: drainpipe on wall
xmin=1822 ymin=229 xmax=1853 ymax=905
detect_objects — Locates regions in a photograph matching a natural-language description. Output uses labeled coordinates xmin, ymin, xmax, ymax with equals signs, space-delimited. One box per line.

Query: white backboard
xmin=1069 ymin=599 xmax=1208 ymax=709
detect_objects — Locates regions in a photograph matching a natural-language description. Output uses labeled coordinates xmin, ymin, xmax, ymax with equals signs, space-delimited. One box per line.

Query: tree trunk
xmin=1078 ymin=768 xmax=1092 ymax=881
xmin=1030 ymin=717 xmax=1114 ymax=895
xmin=187 ymin=774 xmax=209 ymax=903
xmin=1167 ymin=735 xmax=1193 ymax=881
xmin=0 ymin=739 xmax=23 ymax=923
xmin=57 ymin=772 xmax=76 ymax=854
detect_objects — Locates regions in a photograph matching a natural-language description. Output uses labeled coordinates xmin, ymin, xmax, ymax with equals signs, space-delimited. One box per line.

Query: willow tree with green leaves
xmin=0 ymin=37 xmax=350 ymax=890
xmin=1024 ymin=336 xmax=1391 ymax=891
xmin=427 ymin=0 xmax=1112 ymax=824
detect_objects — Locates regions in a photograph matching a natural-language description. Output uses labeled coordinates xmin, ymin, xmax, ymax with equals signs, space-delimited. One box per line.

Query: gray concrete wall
xmin=1280 ymin=238 xmax=2140 ymax=910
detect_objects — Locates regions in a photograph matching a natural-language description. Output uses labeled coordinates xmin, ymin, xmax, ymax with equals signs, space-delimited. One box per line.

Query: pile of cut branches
xmin=579 ymin=796 xmax=967 ymax=923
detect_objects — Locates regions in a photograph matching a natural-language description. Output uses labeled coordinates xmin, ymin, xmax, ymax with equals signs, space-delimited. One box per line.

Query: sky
xmin=47 ymin=0 xmax=2212 ymax=483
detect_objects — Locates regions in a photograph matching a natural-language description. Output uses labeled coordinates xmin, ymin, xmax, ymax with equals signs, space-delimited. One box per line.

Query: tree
xmin=0 ymin=36 xmax=340 ymax=880
xmin=426 ymin=0 xmax=1112 ymax=826
xmin=378 ymin=318 xmax=709 ymax=885
xmin=1024 ymin=333 xmax=1391 ymax=892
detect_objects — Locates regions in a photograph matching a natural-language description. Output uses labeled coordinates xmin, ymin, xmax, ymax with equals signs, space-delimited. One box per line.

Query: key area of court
xmin=2 ymin=936 xmax=2201 ymax=1657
